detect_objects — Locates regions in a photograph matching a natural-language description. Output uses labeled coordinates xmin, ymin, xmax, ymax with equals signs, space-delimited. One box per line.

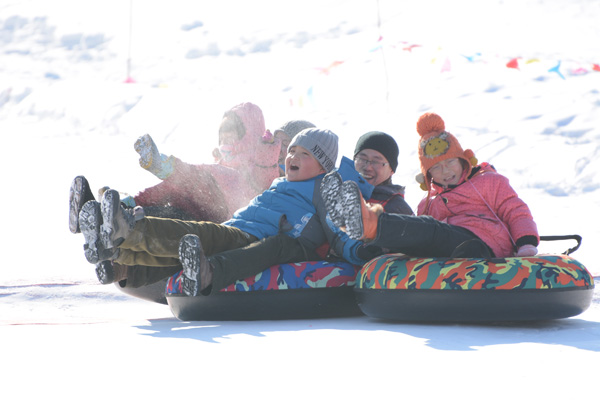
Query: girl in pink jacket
xmin=321 ymin=112 xmax=539 ymax=260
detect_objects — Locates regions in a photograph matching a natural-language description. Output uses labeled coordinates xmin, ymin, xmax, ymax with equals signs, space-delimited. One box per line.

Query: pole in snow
xmin=124 ymin=0 xmax=136 ymax=83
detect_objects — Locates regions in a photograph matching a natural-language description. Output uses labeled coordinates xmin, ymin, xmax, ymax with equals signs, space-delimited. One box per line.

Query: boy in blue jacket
xmin=79 ymin=128 xmax=365 ymax=296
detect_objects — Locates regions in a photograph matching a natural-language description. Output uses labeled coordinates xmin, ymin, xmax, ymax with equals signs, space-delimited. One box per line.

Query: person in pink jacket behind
xmin=69 ymin=103 xmax=308 ymax=234
xmin=132 ymin=102 xmax=281 ymax=222
xmin=320 ymin=112 xmax=539 ymax=260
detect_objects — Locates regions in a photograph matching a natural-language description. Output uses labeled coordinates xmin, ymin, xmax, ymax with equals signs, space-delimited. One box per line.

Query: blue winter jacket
xmin=223 ymin=175 xmax=324 ymax=243
xmin=223 ymin=163 xmax=371 ymax=265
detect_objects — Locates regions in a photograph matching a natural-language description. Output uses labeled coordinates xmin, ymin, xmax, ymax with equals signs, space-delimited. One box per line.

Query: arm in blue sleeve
xmin=323 ymin=216 xmax=368 ymax=265
xmin=342 ymin=239 xmax=368 ymax=266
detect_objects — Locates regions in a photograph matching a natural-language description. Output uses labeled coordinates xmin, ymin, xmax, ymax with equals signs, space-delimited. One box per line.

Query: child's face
xmin=354 ymin=149 xmax=393 ymax=186
xmin=285 ymin=145 xmax=325 ymax=182
xmin=219 ymin=130 xmax=239 ymax=146
xmin=217 ymin=130 xmax=240 ymax=162
xmin=428 ymin=157 xmax=464 ymax=187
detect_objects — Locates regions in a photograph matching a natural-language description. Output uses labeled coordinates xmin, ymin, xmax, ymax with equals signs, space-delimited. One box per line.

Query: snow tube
xmin=355 ymin=254 xmax=594 ymax=322
xmin=165 ymin=260 xmax=362 ymax=321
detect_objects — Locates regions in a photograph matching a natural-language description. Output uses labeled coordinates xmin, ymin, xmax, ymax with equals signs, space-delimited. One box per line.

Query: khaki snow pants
xmin=114 ymin=216 xmax=257 ymax=267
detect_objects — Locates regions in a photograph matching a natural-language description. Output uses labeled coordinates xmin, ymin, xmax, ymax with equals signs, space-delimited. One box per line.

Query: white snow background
xmin=1 ymin=0 xmax=600 ymax=399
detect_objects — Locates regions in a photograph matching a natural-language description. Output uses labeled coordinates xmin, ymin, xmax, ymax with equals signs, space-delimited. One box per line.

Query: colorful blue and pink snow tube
xmin=119 ymin=254 xmax=594 ymax=322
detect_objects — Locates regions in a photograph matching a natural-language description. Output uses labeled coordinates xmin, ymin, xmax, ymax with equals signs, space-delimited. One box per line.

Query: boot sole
xmin=79 ymin=200 xmax=102 ymax=264
xmin=179 ymin=234 xmax=202 ymax=296
xmin=95 ymin=260 xmax=115 ymax=285
xmin=342 ymin=181 xmax=364 ymax=240
xmin=320 ymin=172 xmax=345 ymax=227
xmin=69 ymin=176 xmax=94 ymax=234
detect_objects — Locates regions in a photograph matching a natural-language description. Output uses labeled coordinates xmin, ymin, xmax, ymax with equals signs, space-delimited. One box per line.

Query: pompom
xmin=415 ymin=173 xmax=428 ymax=191
xmin=416 ymin=113 xmax=445 ymax=137
xmin=261 ymin=129 xmax=274 ymax=143
xmin=464 ymin=149 xmax=478 ymax=166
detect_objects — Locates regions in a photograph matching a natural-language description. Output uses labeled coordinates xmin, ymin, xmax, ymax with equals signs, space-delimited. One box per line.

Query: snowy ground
xmin=1 ymin=0 xmax=599 ymax=399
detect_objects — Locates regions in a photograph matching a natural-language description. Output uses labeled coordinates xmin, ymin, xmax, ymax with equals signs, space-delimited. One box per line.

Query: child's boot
xmin=98 ymin=186 xmax=137 ymax=209
xmin=95 ymin=261 xmax=128 ymax=285
xmin=341 ymin=181 xmax=383 ymax=241
xmin=69 ymin=176 xmax=95 ymax=234
xmin=178 ymin=234 xmax=214 ymax=296
xmin=319 ymin=171 xmax=345 ymax=227
xmin=79 ymin=200 xmax=102 ymax=263
xmin=100 ymin=189 xmax=141 ymax=249
xmin=79 ymin=200 xmax=119 ymax=264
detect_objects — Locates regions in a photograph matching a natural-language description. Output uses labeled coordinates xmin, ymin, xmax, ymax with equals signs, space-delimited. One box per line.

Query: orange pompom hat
xmin=415 ymin=112 xmax=478 ymax=191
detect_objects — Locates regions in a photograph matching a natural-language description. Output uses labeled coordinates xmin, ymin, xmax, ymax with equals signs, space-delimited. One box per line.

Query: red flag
xmin=593 ymin=64 xmax=600 ymax=72
xmin=506 ymin=58 xmax=519 ymax=69
xmin=317 ymin=61 xmax=344 ymax=75
xmin=403 ymin=44 xmax=421 ymax=52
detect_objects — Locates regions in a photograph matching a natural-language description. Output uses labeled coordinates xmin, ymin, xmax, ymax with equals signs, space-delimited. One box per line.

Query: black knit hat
xmin=354 ymin=131 xmax=399 ymax=172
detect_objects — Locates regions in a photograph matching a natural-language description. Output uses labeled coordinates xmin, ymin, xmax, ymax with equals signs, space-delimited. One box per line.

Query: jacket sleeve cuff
xmin=515 ymin=235 xmax=539 ymax=248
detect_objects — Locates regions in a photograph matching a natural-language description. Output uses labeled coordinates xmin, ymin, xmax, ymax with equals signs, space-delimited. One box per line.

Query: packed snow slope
xmin=0 ymin=1 xmax=599 ymax=400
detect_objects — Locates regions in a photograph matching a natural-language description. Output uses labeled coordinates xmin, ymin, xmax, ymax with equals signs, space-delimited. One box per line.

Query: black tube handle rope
xmin=540 ymin=235 xmax=582 ymax=255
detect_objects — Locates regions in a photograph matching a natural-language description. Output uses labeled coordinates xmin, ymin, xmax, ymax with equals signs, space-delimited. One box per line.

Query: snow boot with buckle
xmin=178 ymin=234 xmax=214 ymax=296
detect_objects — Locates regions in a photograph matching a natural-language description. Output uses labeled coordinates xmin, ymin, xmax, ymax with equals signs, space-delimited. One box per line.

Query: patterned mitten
xmin=134 ymin=134 xmax=175 ymax=180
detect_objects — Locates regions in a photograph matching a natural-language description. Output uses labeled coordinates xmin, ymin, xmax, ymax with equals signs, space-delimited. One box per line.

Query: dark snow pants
xmin=207 ymin=233 xmax=321 ymax=292
xmin=366 ymin=213 xmax=493 ymax=258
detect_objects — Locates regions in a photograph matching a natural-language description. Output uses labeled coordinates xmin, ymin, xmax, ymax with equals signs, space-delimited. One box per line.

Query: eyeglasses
xmin=354 ymin=157 xmax=388 ymax=169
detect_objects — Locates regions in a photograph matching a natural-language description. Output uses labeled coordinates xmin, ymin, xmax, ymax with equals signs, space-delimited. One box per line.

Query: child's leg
xmin=369 ymin=213 xmax=481 ymax=257
xmin=178 ymin=233 xmax=320 ymax=296
xmin=117 ymin=217 xmax=256 ymax=262
xmin=95 ymin=260 xmax=182 ymax=287
xmin=114 ymin=248 xmax=180 ymax=267
xmin=208 ymin=234 xmax=320 ymax=292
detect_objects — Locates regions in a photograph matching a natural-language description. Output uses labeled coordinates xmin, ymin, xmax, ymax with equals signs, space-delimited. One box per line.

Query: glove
xmin=134 ymin=134 xmax=175 ymax=180
xmin=516 ymin=244 xmax=538 ymax=257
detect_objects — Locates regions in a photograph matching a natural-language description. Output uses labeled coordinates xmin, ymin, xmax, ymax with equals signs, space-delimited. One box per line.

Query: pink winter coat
xmin=417 ymin=163 xmax=539 ymax=257
xmin=134 ymin=103 xmax=281 ymax=222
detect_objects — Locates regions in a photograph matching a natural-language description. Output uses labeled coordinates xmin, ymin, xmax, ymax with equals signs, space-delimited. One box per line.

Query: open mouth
xmin=289 ymin=165 xmax=300 ymax=171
